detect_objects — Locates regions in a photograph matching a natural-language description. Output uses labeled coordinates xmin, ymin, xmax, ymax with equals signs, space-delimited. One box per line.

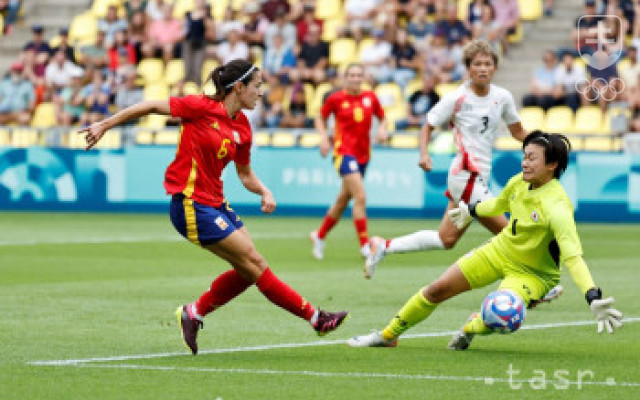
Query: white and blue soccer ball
xmin=481 ymin=290 xmax=526 ymax=334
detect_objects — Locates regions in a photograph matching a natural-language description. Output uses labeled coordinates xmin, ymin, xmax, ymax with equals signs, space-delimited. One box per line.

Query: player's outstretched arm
xmin=235 ymin=163 xmax=276 ymax=214
xmin=79 ymin=100 xmax=170 ymax=150
xmin=507 ymin=121 xmax=527 ymax=142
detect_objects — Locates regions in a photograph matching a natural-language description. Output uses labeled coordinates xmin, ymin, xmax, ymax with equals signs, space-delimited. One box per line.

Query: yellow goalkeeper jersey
xmin=476 ymin=172 xmax=583 ymax=278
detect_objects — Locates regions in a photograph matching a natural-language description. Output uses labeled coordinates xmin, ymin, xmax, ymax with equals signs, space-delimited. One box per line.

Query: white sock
xmin=386 ymin=230 xmax=445 ymax=254
xmin=189 ymin=303 xmax=204 ymax=321
xmin=309 ymin=309 xmax=319 ymax=325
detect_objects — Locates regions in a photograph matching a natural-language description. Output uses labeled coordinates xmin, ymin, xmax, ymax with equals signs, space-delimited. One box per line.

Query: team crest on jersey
xmin=215 ymin=216 xmax=228 ymax=230
xmin=531 ymin=211 xmax=539 ymax=222
xmin=233 ymin=131 xmax=241 ymax=144
xmin=362 ymin=97 xmax=371 ymax=107
xmin=342 ymin=101 xmax=350 ymax=108
xmin=211 ymin=121 xmax=219 ymax=130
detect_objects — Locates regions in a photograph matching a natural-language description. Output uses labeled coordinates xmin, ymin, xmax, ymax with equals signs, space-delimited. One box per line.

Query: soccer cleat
xmin=309 ymin=230 xmax=325 ymax=260
xmin=360 ymin=242 xmax=371 ymax=259
xmin=364 ymin=236 xmax=387 ymax=279
xmin=347 ymin=331 xmax=398 ymax=348
xmin=176 ymin=304 xmax=203 ymax=355
xmin=528 ymin=284 xmax=564 ymax=309
xmin=313 ymin=310 xmax=349 ymax=336
xmin=447 ymin=312 xmax=478 ymax=350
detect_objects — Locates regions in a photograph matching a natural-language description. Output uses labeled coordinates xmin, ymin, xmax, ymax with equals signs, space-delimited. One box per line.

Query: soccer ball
xmin=481 ymin=290 xmax=526 ymax=334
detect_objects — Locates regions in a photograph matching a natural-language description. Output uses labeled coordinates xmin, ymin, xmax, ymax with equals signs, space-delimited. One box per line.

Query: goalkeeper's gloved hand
xmin=587 ymin=288 xmax=623 ymax=334
xmin=447 ymin=201 xmax=473 ymax=229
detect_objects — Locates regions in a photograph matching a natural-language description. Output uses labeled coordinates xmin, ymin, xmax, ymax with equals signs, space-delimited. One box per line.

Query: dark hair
xmin=523 ymin=130 xmax=571 ymax=179
xmin=207 ymin=59 xmax=260 ymax=101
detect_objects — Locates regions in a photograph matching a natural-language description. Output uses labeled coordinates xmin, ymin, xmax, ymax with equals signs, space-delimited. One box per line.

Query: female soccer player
xmin=79 ymin=59 xmax=348 ymax=355
xmin=364 ymin=39 xmax=527 ymax=278
xmin=348 ymin=131 xmax=623 ymax=349
xmin=310 ymin=63 xmax=388 ymax=260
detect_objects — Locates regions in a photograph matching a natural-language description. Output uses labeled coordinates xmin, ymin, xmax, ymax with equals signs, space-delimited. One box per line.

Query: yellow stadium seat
xmin=173 ymin=0 xmax=195 ymax=18
xmin=315 ymin=0 xmax=341 ymax=20
xmin=299 ymin=132 xmax=321 ymax=147
xmin=137 ymin=58 xmax=164 ymax=84
xmin=136 ymin=130 xmax=154 ymax=145
xmin=155 ymin=129 xmax=179 ymax=145
xmin=508 ymin=22 xmax=524 ymax=43
xmin=211 ymin=0 xmax=229 ymax=21
xmin=518 ymin=106 xmax=545 ymax=132
xmin=164 ymin=59 xmax=185 ymax=86
xmin=435 ymin=83 xmax=460 ymax=98
xmin=0 ymin=16 xmax=3 ymax=38
xmin=544 ymin=106 xmax=574 ymax=133
xmin=309 ymin=82 xmax=334 ymax=118
xmin=390 ymin=134 xmax=418 ymax=149
xmin=144 ymin=83 xmax=170 ymax=100
xmin=66 ymin=130 xmax=86 ymax=148
xmin=183 ymin=81 xmax=200 ymax=95
xmin=573 ymin=106 xmax=603 ymax=134
xmin=271 ymin=132 xmax=297 ymax=147
xmin=404 ymin=79 xmax=423 ymax=99
xmin=357 ymin=38 xmax=376 ymax=60
xmin=583 ymin=136 xmax=621 ymax=152
xmin=617 ymin=57 xmax=631 ymax=72
xmin=383 ymin=105 xmax=407 ymax=132
xmin=91 ymin=0 xmax=123 ymax=18
xmin=69 ymin=12 xmax=97 ymax=45
xmin=0 ymin=128 xmax=10 ymax=146
xmin=457 ymin=0 xmax=471 ymax=20
xmin=140 ymin=114 xmax=169 ymax=129
xmin=94 ymin=129 xmax=121 ymax=148
xmin=517 ymin=0 xmax=542 ymax=21
xmin=573 ymin=57 xmax=586 ymax=70
xmin=330 ymin=38 xmax=357 ymax=66
xmin=31 ymin=103 xmax=57 ymax=128
xmin=49 ymin=35 xmax=62 ymax=48
xmin=563 ymin=134 xmax=583 ymax=151
xmin=231 ymin=0 xmax=248 ymax=11
xmin=321 ymin=17 xmax=344 ymax=42
xmin=201 ymin=59 xmax=220 ymax=84
xmin=11 ymin=128 xmax=40 ymax=147
xmin=494 ymin=135 xmax=521 ymax=151
xmin=375 ymin=83 xmax=403 ymax=109
xmin=253 ymin=131 xmax=271 ymax=147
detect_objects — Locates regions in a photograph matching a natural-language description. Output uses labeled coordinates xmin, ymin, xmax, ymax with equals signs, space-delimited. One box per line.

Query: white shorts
xmin=445 ymin=170 xmax=493 ymax=205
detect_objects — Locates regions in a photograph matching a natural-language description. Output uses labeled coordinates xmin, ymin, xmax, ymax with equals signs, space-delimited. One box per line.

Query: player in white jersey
xmin=365 ymin=39 xmax=534 ymax=283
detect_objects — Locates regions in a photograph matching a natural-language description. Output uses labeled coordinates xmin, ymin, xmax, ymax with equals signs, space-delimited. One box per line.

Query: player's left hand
xmin=375 ymin=130 xmax=389 ymax=144
xmin=447 ymin=201 xmax=473 ymax=229
xmin=590 ymin=297 xmax=623 ymax=334
xmin=261 ymin=190 xmax=276 ymax=214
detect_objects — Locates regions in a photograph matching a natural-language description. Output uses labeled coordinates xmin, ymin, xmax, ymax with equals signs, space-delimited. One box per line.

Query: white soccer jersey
xmin=427 ymin=81 xmax=520 ymax=180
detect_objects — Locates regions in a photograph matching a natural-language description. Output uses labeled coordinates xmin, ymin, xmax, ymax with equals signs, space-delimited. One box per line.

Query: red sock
xmin=354 ymin=217 xmax=369 ymax=246
xmin=255 ymin=268 xmax=316 ymax=321
xmin=195 ymin=269 xmax=252 ymax=316
xmin=317 ymin=215 xmax=338 ymax=239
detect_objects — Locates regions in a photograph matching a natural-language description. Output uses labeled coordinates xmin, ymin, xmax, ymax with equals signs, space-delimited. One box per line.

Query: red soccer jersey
xmin=321 ymin=89 xmax=384 ymax=164
xmin=164 ymin=95 xmax=252 ymax=207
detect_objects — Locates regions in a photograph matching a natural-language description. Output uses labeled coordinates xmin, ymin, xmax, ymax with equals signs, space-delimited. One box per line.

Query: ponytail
xmin=203 ymin=59 xmax=259 ymax=101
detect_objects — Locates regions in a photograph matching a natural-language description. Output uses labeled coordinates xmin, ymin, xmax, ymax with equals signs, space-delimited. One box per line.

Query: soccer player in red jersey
xmin=79 ymin=59 xmax=348 ymax=355
xmin=310 ymin=63 xmax=387 ymax=260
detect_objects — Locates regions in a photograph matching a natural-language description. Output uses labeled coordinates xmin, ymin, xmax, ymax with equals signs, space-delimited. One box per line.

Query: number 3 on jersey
xmin=217 ymin=138 xmax=230 ymax=159
xmin=480 ymin=116 xmax=489 ymax=134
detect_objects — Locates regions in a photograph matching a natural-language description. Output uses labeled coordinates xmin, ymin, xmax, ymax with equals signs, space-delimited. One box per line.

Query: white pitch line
xmin=0 ymin=232 xmax=306 ymax=246
xmin=47 ymin=363 xmax=640 ymax=388
xmin=29 ymin=317 xmax=640 ymax=367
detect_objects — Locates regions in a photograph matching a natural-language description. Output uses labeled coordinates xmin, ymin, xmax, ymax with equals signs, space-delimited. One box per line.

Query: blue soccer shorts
xmin=333 ymin=154 xmax=368 ymax=177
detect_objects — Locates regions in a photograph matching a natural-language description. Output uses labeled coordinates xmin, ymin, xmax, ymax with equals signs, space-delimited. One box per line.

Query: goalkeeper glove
xmin=587 ymin=288 xmax=623 ymax=334
xmin=448 ymin=201 xmax=473 ymax=229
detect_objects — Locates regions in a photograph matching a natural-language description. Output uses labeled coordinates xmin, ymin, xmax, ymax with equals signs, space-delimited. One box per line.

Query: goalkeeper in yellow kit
xmin=348 ymin=130 xmax=623 ymax=350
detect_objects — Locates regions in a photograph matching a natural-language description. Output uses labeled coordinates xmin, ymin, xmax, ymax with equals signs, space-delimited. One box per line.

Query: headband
xmin=224 ymin=65 xmax=257 ymax=89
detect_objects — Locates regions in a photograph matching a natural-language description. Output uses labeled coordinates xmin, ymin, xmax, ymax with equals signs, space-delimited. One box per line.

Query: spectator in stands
xmin=407 ymin=6 xmax=434 ymax=54
xmin=113 ymin=47 xmax=136 ymax=85
xmin=147 ymin=3 xmax=183 ymax=63
xmin=473 ymin=3 xmax=501 ymax=54
xmin=361 ymin=28 xmax=393 ymax=85
xmin=345 ymin=0 xmax=378 ymax=35
xmin=587 ymin=49 xmax=622 ymax=112
xmin=436 ymin=4 xmax=470 ymax=46
xmin=55 ymin=68 xmax=87 ymax=126
xmin=291 ymin=23 xmax=329 ymax=85
xmin=265 ymin=7 xmax=297 ymax=52
xmin=262 ymin=84 xmax=285 ymax=128
xmin=466 ymin=0 xmax=489 ymax=30
xmin=128 ymin=10 xmax=149 ymax=61
xmin=20 ymin=49 xmax=47 ymax=104
xmin=183 ymin=0 xmax=214 ymax=84
xmin=628 ymin=79 xmax=640 ymax=131
xmin=263 ymin=32 xmax=297 ymax=84
xmin=242 ymin=1 xmax=269 ymax=49
xmin=215 ymin=26 xmax=249 ymax=64
xmin=99 ymin=5 xmax=129 ymax=48
xmin=603 ymin=0 xmax=635 ymax=34
xmin=395 ymin=71 xmax=440 ymax=130
xmin=0 ymin=62 xmax=34 ymax=125
xmin=620 ymin=46 xmax=640 ymax=98
xmin=146 ymin=0 xmax=166 ymax=21
xmin=1 ymin=0 xmax=21 ymax=35
xmin=280 ymin=84 xmax=311 ymax=128
xmin=490 ymin=0 xmax=519 ymax=55
xmin=295 ymin=3 xmax=322 ymax=45
xmin=423 ymin=29 xmax=459 ymax=83
xmin=80 ymin=29 xmax=109 ymax=69
xmin=522 ymin=50 xmax=562 ymax=111
xmin=554 ymin=52 xmax=588 ymax=112
xmin=51 ymin=28 xmax=76 ymax=64
xmin=108 ymin=29 xmax=137 ymax=73
xmin=261 ymin=0 xmax=291 ymax=23
xmin=391 ymin=28 xmax=420 ymax=90
xmin=216 ymin=7 xmax=243 ymax=42
xmin=45 ymin=49 xmax=81 ymax=92
xmin=125 ymin=0 xmax=147 ymax=21
xmin=23 ymin=24 xmax=51 ymax=54
xmin=84 ymin=69 xmax=111 ymax=124
xmin=572 ymin=0 xmax=603 ymax=55
xmin=115 ymin=69 xmax=143 ymax=115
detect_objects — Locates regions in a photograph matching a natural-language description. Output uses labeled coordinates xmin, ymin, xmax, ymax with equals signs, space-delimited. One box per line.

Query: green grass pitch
xmin=1 ymin=212 xmax=638 ymax=399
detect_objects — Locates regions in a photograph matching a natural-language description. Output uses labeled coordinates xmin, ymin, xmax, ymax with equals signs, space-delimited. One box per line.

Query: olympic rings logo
xmin=575 ymin=77 xmax=625 ymax=102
